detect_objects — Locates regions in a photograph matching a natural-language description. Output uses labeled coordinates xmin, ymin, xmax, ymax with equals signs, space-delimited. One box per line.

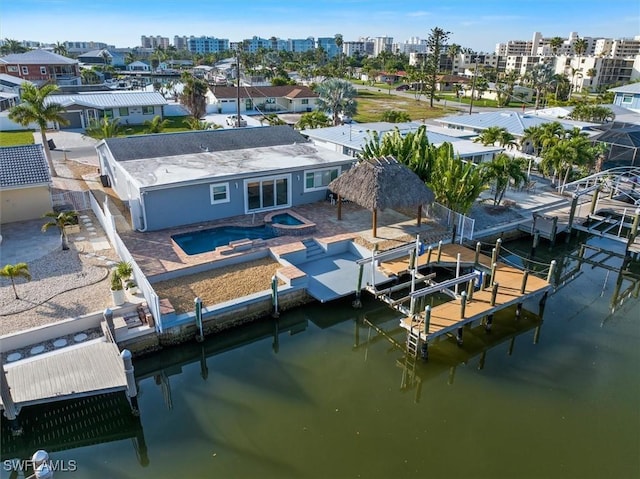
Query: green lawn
xmin=0 ymin=130 xmax=35 ymax=147
xmin=354 ymin=89 xmax=457 ymax=123
xmin=119 ymin=116 xmax=191 ymax=136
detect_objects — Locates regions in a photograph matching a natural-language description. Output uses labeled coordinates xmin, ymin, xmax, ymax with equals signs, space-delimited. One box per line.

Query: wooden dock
xmin=1 ymin=341 xmax=132 ymax=429
xmin=369 ymin=243 xmax=553 ymax=357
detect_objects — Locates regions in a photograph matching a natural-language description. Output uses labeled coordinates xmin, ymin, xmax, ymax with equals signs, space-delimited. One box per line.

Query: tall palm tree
xmin=53 ymin=42 xmax=68 ymax=56
xmin=0 ymin=263 xmax=31 ymax=300
xmin=549 ymin=37 xmax=564 ymax=56
xmin=473 ymin=126 xmax=507 ymax=147
xmin=334 ymin=34 xmax=344 ymax=75
xmin=447 ymin=44 xmax=461 ymax=75
xmin=315 ymin=78 xmax=357 ymax=126
xmin=143 ymin=115 xmax=170 ymax=133
xmin=41 ymin=210 xmax=78 ymax=250
xmin=523 ymin=63 xmax=554 ymax=110
xmin=573 ymin=38 xmax=588 ymax=58
xmin=179 ymin=72 xmax=207 ymax=119
xmin=8 ymin=83 xmax=69 ymax=177
xmin=480 ymin=153 xmax=527 ymax=205
xmin=84 ymin=117 xmax=122 ymax=139
xmin=0 ymin=38 xmax=28 ymax=54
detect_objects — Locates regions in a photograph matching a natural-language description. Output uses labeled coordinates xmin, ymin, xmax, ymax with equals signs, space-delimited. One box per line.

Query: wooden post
xmin=550 ymin=216 xmax=559 ymax=247
xmin=455 ymin=253 xmax=461 ymax=294
xmin=337 ymin=194 xmax=342 ymax=220
xmin=490 ymin=262 xmax=497 ymax=285
xmin=520 ymin=271 xmax=529 ymax=294
xmin=495 ymin=238 xmax=502 ymax=258
xmin=271 ymin=275 xmax=280 ymax=318
xmin=0 ymin=356 xmax=21 ymax=435
xmin=627 ymin=209 xmax=640 ymax=250
xmin=460 ymin=291 xmax=467 ymax=318
xmin=547 ymin=260 xmax=557 ymax=285
xmin=426 ymin=246 xmax=433 ymax=266
xmin=436 ymin=240 xmax=443 ymax=262
xmin=451 ymin=223 xmax=457 ymax=244
xmin=491 ymin=247 xmax=497 ymax=266
xmin=417 ymin=204 xmax=422 ymax=226
xmin=590 ymin=186 xmax=600 ymax=215
xmin=372 ymin=208 xmax=378 ymax=238
xmin=424 ymin=305 xmax=431 ymax=336
xmin=467 ymin=277 xmax=475 ymax=301
xmin=474 ymin=241 xmax=481 ymax=266
xmin=491 ymin=282 xmax=499 ymax=306
xmin=121 ymin=349 xmax=139 ymax=414
xmin=456 ymin=327 xmax=463 ymax=346
xmin=566 ymin=195 xmax=579 ymax=243
xmin=531 ymin=231 xmax=540 ymax=258
xmin=194 ymin=297 xmax=204 ymax=342
xmin=352 ymin=264 xmax=364 ymax=308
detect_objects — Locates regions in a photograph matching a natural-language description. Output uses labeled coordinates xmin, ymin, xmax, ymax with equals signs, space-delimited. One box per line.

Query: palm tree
xmin=41 ymin=210 xmax=78 ymax=250
xmin=8 ymin=83 xmax=69 ymax=177
xmin=523 ymin=63 xmax=554 ymax=110
xmin=474 ymin=126 xmax=507 ymax=147
xmin=480 ymin=153 xmax=527 ymax=205
xmin=380 ymin=110 xmax=411 ymax=123
xmin=185 ymin=117 xmax=218 ymax=130
xmin=0 ymin=38 xmax=28 ymax=54
xmin=573 ymin=37 xmax=588 ymax=58
xmin=428 ymin=153 xmax=485 ymax=214
xmin=295 ymin=110 xmax=332 ymax=130
xmin=84 ymin=117 xmax=122 ymax=139
xmin=334 ymin=34 xmax=344 ymax=75
xmin=549 ymin=37 xmax=564 ymax=56
xmin=447 ymin=44 xmax=461 ymax=75
xmin=314 ymin=78 xmax=357 ymax=126
xmin=179 ymin=72 xmax=208 ymax=119
xmin=81 ymin=68 xmax=100 ymax=85
xmin=53 ymin=42 xmax=68 ymax=56
xmin=143 ymin=115 xmax=170 ymax=133
xmin=0 ymin=263 xmax=31 ymax=300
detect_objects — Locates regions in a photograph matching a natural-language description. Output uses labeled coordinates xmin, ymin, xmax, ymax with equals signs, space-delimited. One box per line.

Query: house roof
xmin=525 ymin=104 xmax=640 ymax=125
xmin=46 ymin=91 xmax=167 ymax=109
xmin=591 ymin=122 xmax=640 ymax=148
xmin=0 ymin=49 xmax=77 ymax=65
xmin=300 ymin=122 xmax=501 ymax=157
xmin=208 ymin=85 xmax=318 ymax=99
xmin=105 ymin=125 xmax=308 ymax=161
xmin=327 ymin=156 xmax=434 ymax=212
xmin=101 ymin=126 xmax=354 ymax=188
xmin=435 ymin=111 xmax=594 ymax=137
xmin=608 ymin=83 xmax=640 ymax=94
xmin=0 ymin=144 xmax=50 ymax=188
xmin=0 ymin=73 xmax=31 ymax=87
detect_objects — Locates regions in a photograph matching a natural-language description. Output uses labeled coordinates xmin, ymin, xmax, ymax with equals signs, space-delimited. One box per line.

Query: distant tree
xmin=424 ymin=27 xmax=451 ymax=107
xmin=480 ymin=153 xmax=527 ymax=205
xmin=81 ymin=68 xmax=100 ymax=85
xmin=125 ymin=52 xmax=136 ymax=65
xmin=315 ymin=78 xmax=357 ymax=126
xmin=0 ymin=263 xmax=31 ymax=300
xmin=523 ymin=63 xmax=554 ymax=110
xmin=549 ymin=36 xmax=564 ymax=55
xmin=271 ymin=76 xmax=295 ymax=86
xmin=8 ymin=83 xmax=68 ymax=177
xmin=84 ymin=117 xmax=122 ymax=139
xmin=334 ymin=33 xmax=344 ymax=75
xmin=447 ymin=43 xmax=461 ymax=75
xmin=179 ymin=72 xmax=208 ymax=119
xmin=295 ymin=110 xmax=332 ymax=130
xmin=0 ymin=38 xmax=28 ymax=54
xmin=568 ymin=104 xmax=615 ymax=123
xmin=261 ymin=113 xmax=287 ymax=126
xmin=474 ymin=77 xmax=489 ymax=100
xmin=53 ymin=42 xmax=68 ymax=56
xmin=143 ymin=115 xmax=170 ymax=133
xmin=474 ymin=126 xmax=517 ymax=148
xmin=380 ymin=110 xmax=411 ymax=123
xmin=185 ymin=117 xmax=219 ymax=130
xmin=41 ymin=210 xmax=78 ymax=251
xmin=573 ymin=37 xmax=588 ymax=57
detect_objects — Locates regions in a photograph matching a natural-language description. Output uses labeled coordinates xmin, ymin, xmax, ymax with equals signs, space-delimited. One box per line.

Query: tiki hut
xmin=327 ymin=156 xmax=435 ymax=237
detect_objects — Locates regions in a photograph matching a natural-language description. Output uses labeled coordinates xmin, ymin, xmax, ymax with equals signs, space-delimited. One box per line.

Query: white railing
xmin=424 ymin=202 xmax=475 ymax=244
xmin=561 ymin=166 xmax=640 ymax=202
xmin=90 ymin=193 xmax=162 ymax=333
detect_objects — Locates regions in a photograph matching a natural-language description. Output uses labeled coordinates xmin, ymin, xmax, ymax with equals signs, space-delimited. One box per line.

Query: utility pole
xmin=236 ymin=46 xmax=241 ymax=127
xmin=469 ymin=57 xmax=478 ymax=115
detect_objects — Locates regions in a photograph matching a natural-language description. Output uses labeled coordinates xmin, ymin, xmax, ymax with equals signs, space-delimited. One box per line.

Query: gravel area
xmin=0 ymin=245 xmax=115 ymax=336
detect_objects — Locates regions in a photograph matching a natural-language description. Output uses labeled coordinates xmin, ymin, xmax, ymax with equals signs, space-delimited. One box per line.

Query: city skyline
xmin=2 ymin=0 xmax=638 ymax=53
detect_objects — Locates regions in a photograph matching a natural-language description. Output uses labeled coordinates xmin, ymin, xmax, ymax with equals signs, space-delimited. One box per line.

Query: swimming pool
xmin=172 ymin=225 xmax=277 ymax=255
xmin=270 ymin=213 xmax=303 ymax=226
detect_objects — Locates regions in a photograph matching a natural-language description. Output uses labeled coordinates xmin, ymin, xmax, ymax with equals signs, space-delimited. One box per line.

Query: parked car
xmin=226 ymin=115 xmax=247 ymax=127
xmin=395 ymin=84 xmax=410 ymax=91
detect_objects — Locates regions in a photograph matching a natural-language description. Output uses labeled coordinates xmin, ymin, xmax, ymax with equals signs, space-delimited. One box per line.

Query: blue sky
xmin=2 ymin=0 xmax=638 ymax=52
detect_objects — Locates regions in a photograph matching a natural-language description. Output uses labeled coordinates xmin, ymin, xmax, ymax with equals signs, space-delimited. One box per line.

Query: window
xmin=119 ymin=107 xmax=129 ymax=116
xmin=103 ymin=109 xmax=113 ymax=119
xmin=21 ymin=66 xmax=28 ymax=75
xmin=245 ymin=175 xmax=290 ymax=212
xmin=7 ymin=66 xmax=18 ymax=72
xmin=301 ymin=99 xmax=309 ymax=104
xmin=304 ymin=168 xmax=339 ymax=191
xmin=210 ymin=183 xmax=230 ymax=204
xmin=40 ymin=66 xmax=47 ymax=75
xmin=621 ymin=94 xmax=633 ymax=104
xmin=142 ymin=106 xmax=154 ymax=115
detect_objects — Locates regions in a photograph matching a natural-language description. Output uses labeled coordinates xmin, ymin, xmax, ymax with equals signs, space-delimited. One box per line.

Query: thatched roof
xmin=328 ymin=156 xmax=434 ymax=211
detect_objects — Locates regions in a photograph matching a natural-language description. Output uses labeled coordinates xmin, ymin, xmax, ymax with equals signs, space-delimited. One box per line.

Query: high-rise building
xmin=173 ymin=36 xmax=191 ymax=50
xmin=140 ymin=35 xmax=170 ymax=49
xmin=288 ymin=37 xmax=315 ymax=53
xmin=187 ymin=37 xmax=229 ymax=54
xmin=372 ymin=36 xmax=393 ymax=56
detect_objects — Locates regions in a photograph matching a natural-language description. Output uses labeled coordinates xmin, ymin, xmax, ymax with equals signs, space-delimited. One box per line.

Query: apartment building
xmin=316 ymin=38 xmax=340 ymax=58
xmin=63 ymin=41 xmax=112 ymax=55
xmin=140 ymin=36 xmax=170 ymax=49
xmin=288 ymin=38 xmax=315 ymax=53
xmin=173 ymin=36 xmax=191 ymax=50
xmin=372 ymin=37 xmax=393 ymax=56
xmin=188 ymin=36 xmax=230 ymax=54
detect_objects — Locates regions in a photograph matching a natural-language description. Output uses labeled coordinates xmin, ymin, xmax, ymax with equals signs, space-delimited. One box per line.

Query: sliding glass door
xmin=245 ymin=175 xmax=290 ymax=212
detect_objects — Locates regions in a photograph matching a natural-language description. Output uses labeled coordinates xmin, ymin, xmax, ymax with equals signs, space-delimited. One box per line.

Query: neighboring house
xmin=126 ymin=61 xmax=151 ymax=72
xmin=46 ymin=91 xmax=167 ymax=129
xmin=609 ymin=83 xmax=640 ymax=112
xmin=435 ymin=74 xmax=471 ymax=92
xmin=96 ymin=126 xmax=355 ymax=231
xmin=463 ymin=82 xmax=534 ymax=103
xmin=0 ymin=144 xmax=51 ymax=224
xmin=300 ymin=121 xmax=502 ymax=164
xmin=77 ymin=49 xmax=126 ymax=68
xmin=0 ymin=75 xmax=29 ymax=111
xmin=0 ymin=49 xmax=81 ymax=86
xmin=205 ymin=85 xmax=319 ymax=114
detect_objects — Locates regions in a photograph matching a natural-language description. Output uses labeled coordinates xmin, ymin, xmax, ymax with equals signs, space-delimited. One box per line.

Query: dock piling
xmin=426 ymin=246 xmax=433 ymax=265
xmin=104 ymin=308 xmax=115 ymax=341
xmin=566 ymin=195 xmax=579 ymax=243
xmin=437 ymin=240 xmax=443 ymax=262
xmin=474 ymin=242 xmax=481 ymax=266
xmin=485 ymin=314 xmax=493 ymax=332
xmin=194 ymin=297 xmax=204 ymax=342
xmin=456 ymin=328 xmax=463 ymax=346
xmin=353 ymin=264 xmax=364 ymax=308
xmin=455 ymin=253 xmax=461 ymax=294
xmin=424 ymin=305 xmax=431 ymax=336
xmin=271 ymin=275 xmax=280 ymax=318
xmin=1 ymin=357 xmax=21 ymax=435
xmin=490 ymin=262 xmax=497 ymax=285
xmin=520 ymin=271 xmax=529 ymax=294
xmin=460 ymin=291 xmax=467 ymax=318
xmin=495 ymin=238 xmax=502 ymax=259
xmin=547 ymin=260 xmax=557 ymax=286
xmin=491 ymin=282 xmax=499 ymax=306
xmin=467 ymin=277 xmax=475 ymax=300
xmin=121 ymin=349 xmax=139 ymax=415
xmin=515 ymin=302 xmax=522 ymax=319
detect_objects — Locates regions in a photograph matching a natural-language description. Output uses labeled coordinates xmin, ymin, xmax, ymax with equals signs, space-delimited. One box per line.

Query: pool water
xmin=172 ymin=225 xmax=276 ymax=255
xmin=271 ymin=213 xmax=303 ymax=226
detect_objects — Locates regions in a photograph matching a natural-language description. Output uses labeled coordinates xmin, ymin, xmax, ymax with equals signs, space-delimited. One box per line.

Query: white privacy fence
xmin=89 ymin=193 xmax=162 ymax=333
xmin=424 ymin=202 xmax=475 ymax=244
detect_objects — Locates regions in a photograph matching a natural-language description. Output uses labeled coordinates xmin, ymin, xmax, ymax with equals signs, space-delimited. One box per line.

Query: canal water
xmin=2 ymin=235 xmax=639 ymax=478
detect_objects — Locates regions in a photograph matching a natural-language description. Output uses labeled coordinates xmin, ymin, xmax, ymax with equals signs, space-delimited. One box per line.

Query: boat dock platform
xmin=355 ymin=241 xmax=554 ymax=359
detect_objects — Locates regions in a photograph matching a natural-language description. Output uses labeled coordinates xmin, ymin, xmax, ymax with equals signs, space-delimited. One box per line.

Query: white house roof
xmin=526 ymin=104 xmax=640 ymax=125
xmin=0 ymin=73 xmax=31 ymax=87
xmin=118 ymin=142 xmax=353 ymax=189
xmin=0 ymin=144 xmax=50 ymax=188
xmin=608 ymin=83 xmax=640 ymax=94
xmin=0 ymin=49 xmax=77 ymax=65
xmin=435 ymin=111 xmax=595 ymax=136
xmin=46 ymin=91 xmax=167 ymax=109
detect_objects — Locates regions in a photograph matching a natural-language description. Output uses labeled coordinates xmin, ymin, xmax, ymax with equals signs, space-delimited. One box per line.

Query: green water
xmin=2 ymin=236 xmax=639 ymax=479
